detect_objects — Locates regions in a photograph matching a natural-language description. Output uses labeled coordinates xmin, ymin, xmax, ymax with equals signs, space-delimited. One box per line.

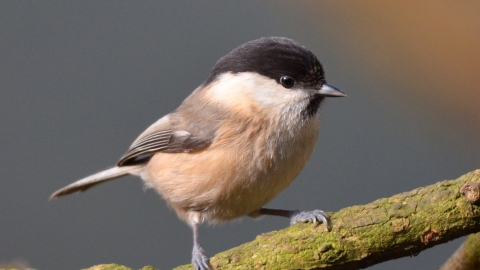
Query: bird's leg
xmin=191 ymin=221 xmax=211 ymax=270
xmin=258 ymin=208 xmax=332 ymax=231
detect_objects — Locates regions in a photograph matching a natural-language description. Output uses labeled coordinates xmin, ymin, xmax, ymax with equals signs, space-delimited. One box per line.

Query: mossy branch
xmin=171 ymin=169 xmax=480 ymax=269
xmin=41 ymin=169 xmax=480 ymax=270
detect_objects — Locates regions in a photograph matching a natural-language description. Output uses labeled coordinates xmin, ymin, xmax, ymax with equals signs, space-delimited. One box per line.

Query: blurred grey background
xmin=1 ymin=1 xmax=479 ymax=269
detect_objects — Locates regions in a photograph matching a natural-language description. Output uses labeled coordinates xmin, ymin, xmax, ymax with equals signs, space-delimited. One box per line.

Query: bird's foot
xmin=290 ymin=209 xmax=332 ymax=231
xmin=192 ymin=244 xmax=210 ymax=270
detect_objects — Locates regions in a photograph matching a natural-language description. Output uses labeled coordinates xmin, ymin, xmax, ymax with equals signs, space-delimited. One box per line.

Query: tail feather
xmin=50 ymin=165 xmax=143 ymax=199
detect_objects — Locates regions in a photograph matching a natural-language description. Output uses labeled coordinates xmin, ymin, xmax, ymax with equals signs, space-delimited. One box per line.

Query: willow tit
xmin=51 ymin=37 xmax=345 ymax=269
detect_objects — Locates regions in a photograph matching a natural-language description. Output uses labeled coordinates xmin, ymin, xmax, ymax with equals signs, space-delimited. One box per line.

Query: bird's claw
xmin=192 ymin=244 xmax=211 ymax=270
xmin=290 ymin=209 xmax=332 ymax=231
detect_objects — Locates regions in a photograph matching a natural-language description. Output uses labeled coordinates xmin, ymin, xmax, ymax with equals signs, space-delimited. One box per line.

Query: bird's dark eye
xmin=280 ymin=76 xmax=295 ymax=88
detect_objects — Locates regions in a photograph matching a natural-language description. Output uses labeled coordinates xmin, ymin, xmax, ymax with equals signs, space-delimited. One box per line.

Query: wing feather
xmin=117 ymin=115 xmax=213 ymax=166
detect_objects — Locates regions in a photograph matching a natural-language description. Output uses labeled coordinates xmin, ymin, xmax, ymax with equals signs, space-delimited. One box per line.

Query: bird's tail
xmin=50 ymin=165 xmax=143 ymax=199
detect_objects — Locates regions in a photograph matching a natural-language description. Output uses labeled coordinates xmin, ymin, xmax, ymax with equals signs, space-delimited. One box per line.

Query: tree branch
xmin=171 ymin=169 xmax=480 ymax=269
xmin=51 ymin=169 xmax=480 ymax=270
xmin=440 ymin=232 xmax=480 ymax=270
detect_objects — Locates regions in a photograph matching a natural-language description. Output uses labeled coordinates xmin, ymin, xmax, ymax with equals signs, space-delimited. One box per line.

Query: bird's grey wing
xmin=117 ymin=114 xmax=214 ymax=166
xmin=51 ymin=114 xmax=212 ymax=198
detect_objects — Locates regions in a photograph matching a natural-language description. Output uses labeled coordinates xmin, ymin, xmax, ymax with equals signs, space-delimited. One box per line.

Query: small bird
xmin=51 ymin=37 xmax=345 ymax=269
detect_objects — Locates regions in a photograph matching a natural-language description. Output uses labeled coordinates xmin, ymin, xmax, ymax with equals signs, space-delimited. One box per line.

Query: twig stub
xmin=460 ymin=182 xmax=480 ymax=204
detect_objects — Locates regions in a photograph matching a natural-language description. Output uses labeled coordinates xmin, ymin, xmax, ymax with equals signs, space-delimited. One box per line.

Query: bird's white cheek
xmin=202 ymin=73 xmax=258 ymax=115
xmin=203 ymin=72 xmax=309 ymax=117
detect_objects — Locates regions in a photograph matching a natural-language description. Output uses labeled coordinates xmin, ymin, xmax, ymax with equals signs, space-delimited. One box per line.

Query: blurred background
xmin=1 ymin=1 xmax=479 ymax=269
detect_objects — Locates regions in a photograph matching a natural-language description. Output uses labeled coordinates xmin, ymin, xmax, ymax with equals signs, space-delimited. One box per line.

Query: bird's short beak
xmin=317 ymin=84 xmax=346 ymax=97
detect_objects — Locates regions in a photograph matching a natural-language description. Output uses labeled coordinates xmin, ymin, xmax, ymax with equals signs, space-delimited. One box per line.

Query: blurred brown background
xmin=1 ymin=1 xmax=479 ymax=269
xmin=303 ymin=1 xmax=480 ymax=131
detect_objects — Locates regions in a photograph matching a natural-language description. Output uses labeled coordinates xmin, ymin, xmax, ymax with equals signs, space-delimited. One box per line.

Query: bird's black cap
xmin=204 ymin=37 xmax=325 ymax=89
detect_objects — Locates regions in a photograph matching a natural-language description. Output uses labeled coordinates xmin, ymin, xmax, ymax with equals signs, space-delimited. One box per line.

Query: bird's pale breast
xmin=144 ymin=110 xmax=320 ymax=225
